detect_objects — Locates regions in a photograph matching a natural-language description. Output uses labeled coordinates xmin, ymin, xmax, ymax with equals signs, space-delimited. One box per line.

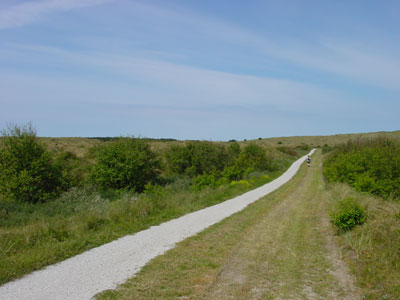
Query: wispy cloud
xmin=1 ymin=1 xmax=399 ymax=138
xmin=121 ymin=2 xmax=400 ymax=91
xmin=0 ymin=0 xmax=109 ymax=29
xmin=274 ymin=40 xmax=400 ymax=91
xmin=1 ymin=42 xmax=342 ymax=113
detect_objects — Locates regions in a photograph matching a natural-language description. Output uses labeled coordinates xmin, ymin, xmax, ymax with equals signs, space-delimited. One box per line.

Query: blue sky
xmin=1 ymin=0 xmax=399 ymax=140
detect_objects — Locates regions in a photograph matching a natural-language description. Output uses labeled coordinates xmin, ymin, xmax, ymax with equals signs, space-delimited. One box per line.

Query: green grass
xmin=0 ymin=154 xmax=301 ymax=285
xmin=326 ymin=183 xmax=400 ymax=299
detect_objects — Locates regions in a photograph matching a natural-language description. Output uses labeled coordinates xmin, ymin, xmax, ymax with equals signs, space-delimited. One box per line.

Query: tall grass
xmin=326 ymin=183 xmax=400 ymax=299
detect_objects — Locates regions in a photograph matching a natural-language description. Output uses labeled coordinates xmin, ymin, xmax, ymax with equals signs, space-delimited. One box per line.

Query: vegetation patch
xmin=331 ymin=197 xmax=366 ymax=231
xmin=323 ymin=138 xmax=400 ymax=299
xmin=326 ymin=183 xmax=400 ymax=300
xmin=0 ymin=124 xmax=68 ymax=203
xmin=90 ymin=138 xmax=160 ymax=192
xmin=96 ymin=152 xmax=357 ymax=300
xmin=324 ymin=138 xmax=400 ymax=200
xmin=0 ymin=124 xmax=304 ymax=284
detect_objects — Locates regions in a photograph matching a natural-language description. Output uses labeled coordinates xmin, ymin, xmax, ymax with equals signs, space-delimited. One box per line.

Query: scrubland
xmin=1 ymin=126 xmax=399 ymax=300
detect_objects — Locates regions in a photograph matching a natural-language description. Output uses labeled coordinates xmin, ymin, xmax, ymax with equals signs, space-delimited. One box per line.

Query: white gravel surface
xmin=0 ymin=150 xmax=315 ymax=300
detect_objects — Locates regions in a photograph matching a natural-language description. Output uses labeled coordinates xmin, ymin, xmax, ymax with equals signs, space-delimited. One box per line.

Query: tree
xmin=0 ymin=124 xmax=65 ymax=203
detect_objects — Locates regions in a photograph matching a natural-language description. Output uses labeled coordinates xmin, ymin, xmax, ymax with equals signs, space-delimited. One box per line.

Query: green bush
xmin=55 ymin=150 xmax=88 ymax=187
xmin=165 ymin=142 xmax=228 ymax=177
xmin=227 ymin=142 xmax=241 ymax=165
xmin=324 ymin=138 xmax=400 ymax=199
xmin=0 ymin=124 xmax=66 ymax=203
xmin=90 ymin=138 xmax=160 ymax=192
xmin=165 ymin=141 xmax=273 ymax=185
xmin=193 ymin=174 xmax=218 ymax=191
xmin=236 ymin=143 xmax=272 ymax=171
xmin=331 ymin=197 xmax=366 ymax=231
xmin=222 ymin=164 xmax=246 ymax=181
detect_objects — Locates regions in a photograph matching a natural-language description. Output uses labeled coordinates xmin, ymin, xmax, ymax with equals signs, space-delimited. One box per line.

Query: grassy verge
xmin=326 ymin=183 xmax=400 ymax=299
xmin=0 ymin=154 xmax=302 ymax=285
xmin=96 ymin=151 xmax=360 ymax=300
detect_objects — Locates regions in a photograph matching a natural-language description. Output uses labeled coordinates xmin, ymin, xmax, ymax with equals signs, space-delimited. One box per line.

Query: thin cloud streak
xmin=0 ymin=42 xmax=341 ymax=113
xmin=123 ymin=2 xmax=400 ymax=91
xmin=0 ymin=0 xmax=109 ymax=29
xmin=4 ymin=1 xmax=397 ymax=91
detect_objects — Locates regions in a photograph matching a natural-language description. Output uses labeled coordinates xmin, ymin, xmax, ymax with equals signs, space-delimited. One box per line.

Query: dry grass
xmin=28 ymin=130 xmax=400 ymax=158
xmin=254 ymin=130 xmax=400 ymax=148
xmin=40 ymin=137 xmax=101 ymax=158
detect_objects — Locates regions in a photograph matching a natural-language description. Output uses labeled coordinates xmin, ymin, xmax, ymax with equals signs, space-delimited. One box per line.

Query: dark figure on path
xmin=306 ymin=155 xmax=311 ymax=167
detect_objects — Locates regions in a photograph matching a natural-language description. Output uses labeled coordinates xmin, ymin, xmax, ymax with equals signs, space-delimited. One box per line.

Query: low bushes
xmin=0 ymin=124 xmax=282 ymax=203
xmin=0 ymin=161 xmax=290 ymax=284
xmin=324 ymin=138 xmax=400 ymax=200
xmin=165 ymin=142 xmax=273 ymax=190
xmin=165 ymin=141 xmax=229 ymax=177
xmin=0 ymin=124 xmax=303 ymax=284
xmin=237 ymin=143 xmax=272 ymax=171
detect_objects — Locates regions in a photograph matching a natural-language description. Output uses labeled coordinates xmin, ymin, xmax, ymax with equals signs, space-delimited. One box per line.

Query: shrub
xmin=90 ymin=138 xmax=160 ymax=192
xmin=324 ymin=138 xmax=400 ymax=199
xmin=331 ymin=197 xmax=366 ymax=231
xmin=164 ymin=144 xmax=191 ymax=175
xmin=222 ymin=164 xmax=246 ymax=181
xmin=165 ymin=142 xmax=228 ymax=177
xmin=55 ymin=151 xmax=88 ymax=186
xmin=165 ymin=141 xmax=273 ymax=184
xmin=0 ymin=124 xmax=65 ymax=203
xmin=236 ymin=143 xmax=272 ymax=171
xmin=227 ymin=142 xmax=241 ymax=165
xmin=193 ymin=174 xmax=218 ymax=191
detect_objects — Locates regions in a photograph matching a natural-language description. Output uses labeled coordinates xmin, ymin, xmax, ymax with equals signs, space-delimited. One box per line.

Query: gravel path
xmin=0 ymin=150 xmax=315 ymax=300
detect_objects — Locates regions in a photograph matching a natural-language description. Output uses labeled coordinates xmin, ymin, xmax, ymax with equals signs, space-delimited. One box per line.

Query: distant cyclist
xmin=306 ymin=155 xmax=311 ymax=167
